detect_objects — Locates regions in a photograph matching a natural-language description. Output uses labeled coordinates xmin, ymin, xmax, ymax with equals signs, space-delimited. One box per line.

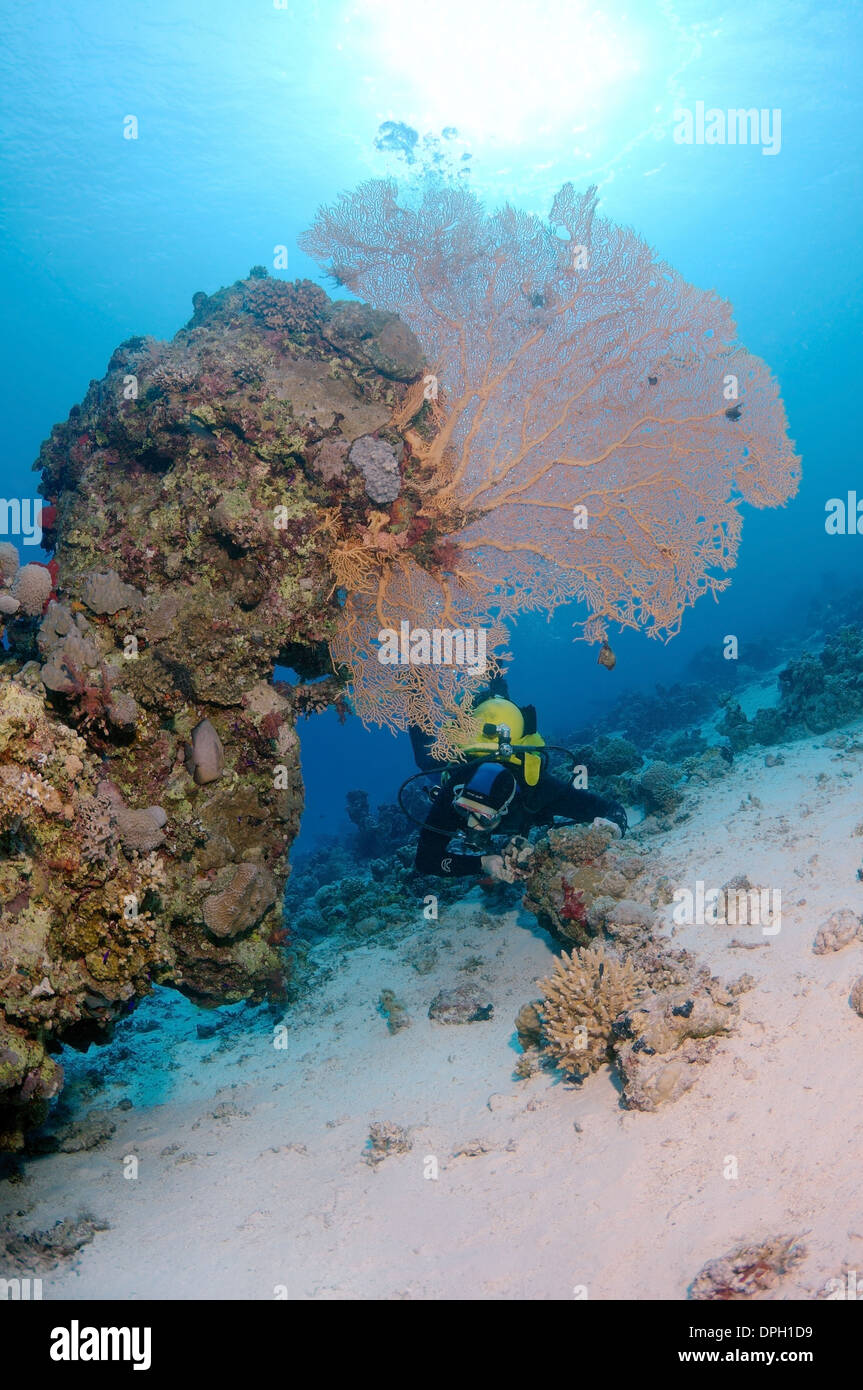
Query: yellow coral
xmin=0 ymin=764 xmax=64 ymax=827
xmin=538 ymin=942 xmax=646 ymax=1076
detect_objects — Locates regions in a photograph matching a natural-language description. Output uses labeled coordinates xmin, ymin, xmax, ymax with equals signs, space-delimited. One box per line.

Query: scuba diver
xmin=406 ymin=692 xmax=628 ymax=883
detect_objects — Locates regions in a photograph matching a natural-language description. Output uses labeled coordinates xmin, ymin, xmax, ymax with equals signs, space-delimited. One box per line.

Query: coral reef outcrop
xmin=519 ymin=822 xmax=739 ymax=1107
xmin=0 ymin=673 xmax=169 ymax=1149
xmin=1 ymin=270 xmax=434 ymax=1146
xmin=522 ymin=822 xmax=650 ymax=947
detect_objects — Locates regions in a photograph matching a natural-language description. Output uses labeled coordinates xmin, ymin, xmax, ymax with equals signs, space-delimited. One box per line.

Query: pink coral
xmin=301 ymin=180 xmax=800 ymax=739
xmin=561 ymin=883 xmax=589 ymax=926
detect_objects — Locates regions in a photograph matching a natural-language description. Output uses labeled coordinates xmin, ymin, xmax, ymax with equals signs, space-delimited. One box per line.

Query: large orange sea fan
xmin=301 ymin=179 xmax=800 ymax=743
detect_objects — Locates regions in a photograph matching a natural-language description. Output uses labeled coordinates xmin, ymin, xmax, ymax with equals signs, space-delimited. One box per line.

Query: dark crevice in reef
xmin=276 ymin=641 xmax=334 ymax=682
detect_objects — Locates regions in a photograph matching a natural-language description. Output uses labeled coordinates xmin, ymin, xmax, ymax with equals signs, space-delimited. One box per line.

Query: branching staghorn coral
xmin=301 ymin=179 xmax=800 ymax=737
xmin=521 ymin=825 xmax=740 ymax=1104
xmin=537 ymin=942 xmax=647 ymax=1077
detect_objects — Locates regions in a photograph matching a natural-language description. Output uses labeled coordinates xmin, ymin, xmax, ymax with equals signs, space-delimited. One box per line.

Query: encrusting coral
xmin=80 ymin=571 xmax=143 ymax=617
xmin=0 ymin=673 xmax=170 ymax=1150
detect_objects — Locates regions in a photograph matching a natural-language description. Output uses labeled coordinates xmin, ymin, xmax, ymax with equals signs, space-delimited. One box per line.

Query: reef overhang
xmin=0 ymin=271 xmax=426 ymax=1150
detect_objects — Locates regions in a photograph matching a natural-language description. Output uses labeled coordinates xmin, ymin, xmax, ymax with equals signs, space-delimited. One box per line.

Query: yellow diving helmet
xmin=458 ymin=697 xmax=546 ymax=787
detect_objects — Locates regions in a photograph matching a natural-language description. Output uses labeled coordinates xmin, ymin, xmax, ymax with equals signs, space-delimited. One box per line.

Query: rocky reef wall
xmin=0 ymin=271 xmax=425 ymax=1149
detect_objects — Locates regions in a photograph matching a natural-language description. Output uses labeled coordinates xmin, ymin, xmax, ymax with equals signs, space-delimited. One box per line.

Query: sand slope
xmin=4 ymin=725 xmax=863 ymax=1300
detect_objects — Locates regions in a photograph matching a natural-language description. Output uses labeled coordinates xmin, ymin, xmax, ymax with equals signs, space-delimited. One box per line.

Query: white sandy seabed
xmin=5 ymin=711 xmax=863 ymax=1301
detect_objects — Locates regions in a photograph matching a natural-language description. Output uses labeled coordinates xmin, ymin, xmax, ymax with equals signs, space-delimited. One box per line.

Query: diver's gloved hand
xmin=480 ymin=853 xmax=517 ymax=883
xmin=501 ymin=835 xmax=535 ymax=881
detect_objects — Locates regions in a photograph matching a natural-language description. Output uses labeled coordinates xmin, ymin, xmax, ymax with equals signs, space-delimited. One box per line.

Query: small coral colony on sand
xmin=0 ymin=174 xmax=797 ymax=1149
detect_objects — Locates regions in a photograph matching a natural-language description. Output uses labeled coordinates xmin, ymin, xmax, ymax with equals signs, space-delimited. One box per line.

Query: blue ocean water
xmin=1 ymin=0 xmax=861 ymax=846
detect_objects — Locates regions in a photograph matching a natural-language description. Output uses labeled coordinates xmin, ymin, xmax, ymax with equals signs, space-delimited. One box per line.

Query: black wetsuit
xmin=415 ymin=771 xmax=620 ymax=878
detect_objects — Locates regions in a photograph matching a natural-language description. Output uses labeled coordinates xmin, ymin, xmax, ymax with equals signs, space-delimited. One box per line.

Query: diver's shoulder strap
xmin=409 ymin=724 xmax=439 ymax=772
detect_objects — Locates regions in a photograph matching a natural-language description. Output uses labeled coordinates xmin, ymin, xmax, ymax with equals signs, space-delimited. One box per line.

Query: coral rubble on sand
xmin=364 ymin=1121 xmax=412 ymax=1166
xmin=689 ymin=1235 xmax=806 ymax=1300
xmin=0 ymin=1212 xmax=111 ymax=1273
xmin=518 ymin=822 xmax=742 ymax=1108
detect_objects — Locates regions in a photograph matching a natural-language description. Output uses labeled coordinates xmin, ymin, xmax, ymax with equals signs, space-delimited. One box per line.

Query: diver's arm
xmin=414 ymin=791 xmax=486 ymax=877
xmin=545 ymin=777 xmax=628 ymax=833
xmin=415 ymin=823 xmax=485 ymax=877
xmin=415 ymin=834 xmax=486 ymax=877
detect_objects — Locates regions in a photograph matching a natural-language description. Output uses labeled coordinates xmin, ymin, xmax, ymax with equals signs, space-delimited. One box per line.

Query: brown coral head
xmin=115 ymin=806 xmax=166 ymax=852
xmin=202 ymin=862 xmax=278 ymax=940
xmin=189 ymin=719 xmax=225 ymax=786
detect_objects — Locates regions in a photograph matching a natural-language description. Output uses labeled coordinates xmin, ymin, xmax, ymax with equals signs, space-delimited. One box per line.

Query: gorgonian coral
xmin=301 ymin=179 xmax=800 ymax=737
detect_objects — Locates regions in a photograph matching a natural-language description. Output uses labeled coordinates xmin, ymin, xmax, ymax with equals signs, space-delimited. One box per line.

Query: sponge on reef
xmin=11 ymin=564 xmax=51 ymax=617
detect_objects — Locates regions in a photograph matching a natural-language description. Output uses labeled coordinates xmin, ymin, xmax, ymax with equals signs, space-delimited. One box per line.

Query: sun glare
xmin=349 ymin=0 xmax=641 ymax=145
